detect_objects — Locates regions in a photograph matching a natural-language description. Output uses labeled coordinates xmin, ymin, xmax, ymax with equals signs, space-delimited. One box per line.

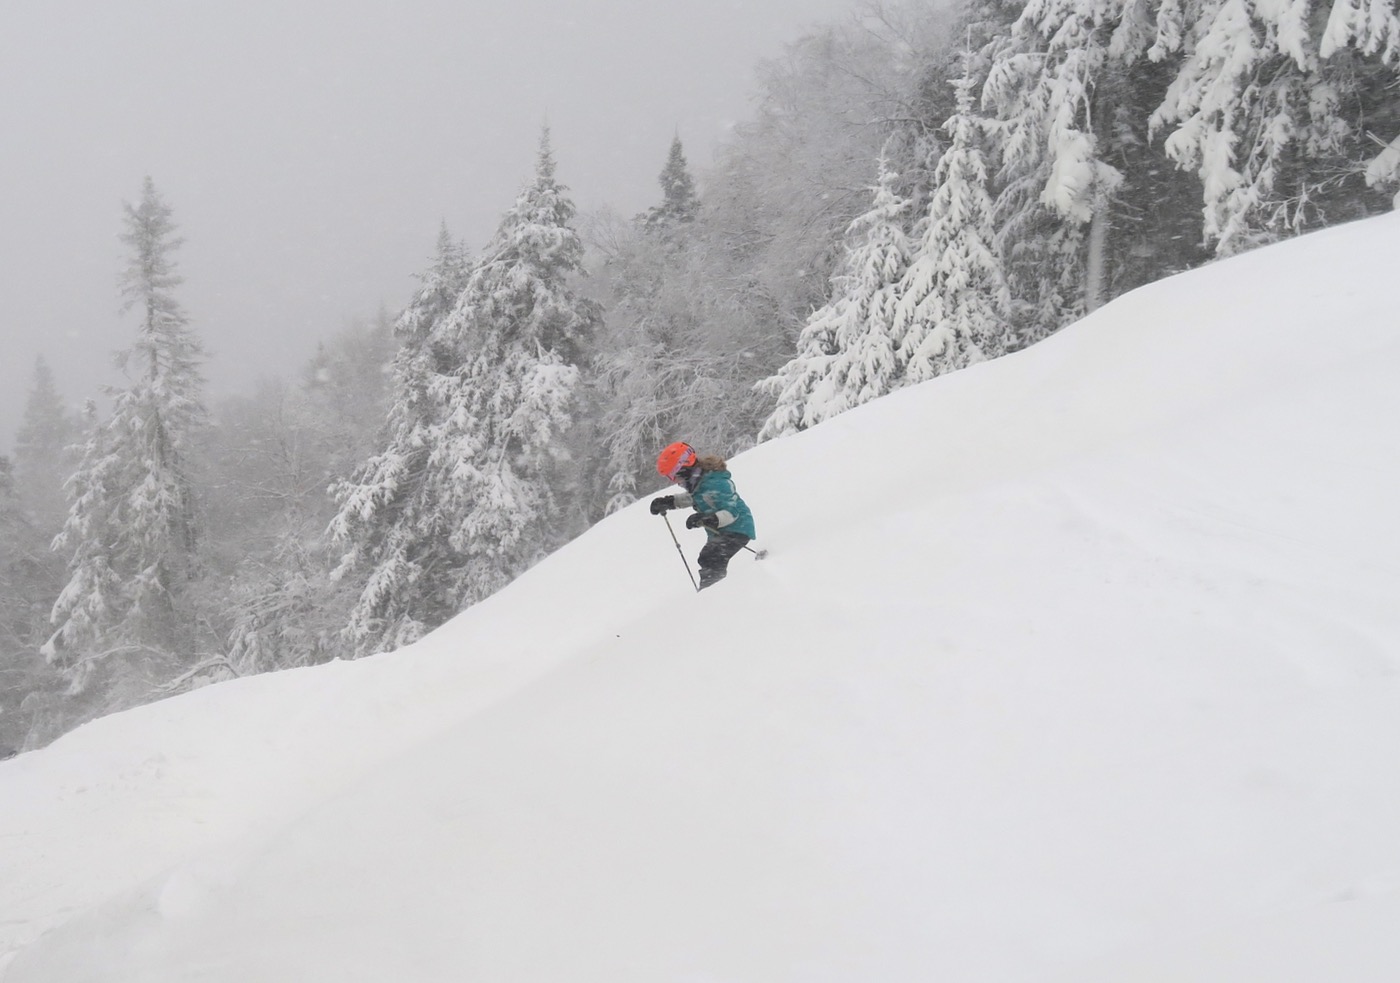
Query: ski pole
xmin=661 ymin=513 xmax=700 ymax=592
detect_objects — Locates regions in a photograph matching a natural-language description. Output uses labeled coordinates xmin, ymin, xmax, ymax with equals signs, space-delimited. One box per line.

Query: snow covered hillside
xmin=3 ymin=214 xmax=1399 ymax=982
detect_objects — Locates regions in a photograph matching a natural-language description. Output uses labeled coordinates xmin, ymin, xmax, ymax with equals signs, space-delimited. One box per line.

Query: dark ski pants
xmin=697 ymin=531 xmax=750 ymax=589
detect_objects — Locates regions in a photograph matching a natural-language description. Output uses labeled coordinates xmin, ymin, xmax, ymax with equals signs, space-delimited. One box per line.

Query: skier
xmin=649 ymin=442 xmax=756 ymax=589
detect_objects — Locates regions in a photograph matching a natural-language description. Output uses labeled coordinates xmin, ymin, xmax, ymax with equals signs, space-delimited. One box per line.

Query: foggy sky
xmin=0 ymin=0 xmax=862 ymax=452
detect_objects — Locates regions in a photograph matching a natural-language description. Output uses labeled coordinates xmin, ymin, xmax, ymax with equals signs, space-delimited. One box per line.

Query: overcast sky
xmin=0 ymin=0 xmax=864 ymax=452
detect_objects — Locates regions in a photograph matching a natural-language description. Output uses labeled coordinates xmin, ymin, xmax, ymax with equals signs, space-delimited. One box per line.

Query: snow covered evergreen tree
xmin=896 ymin=60 xmax=1011 ymax=383
xmin=333 ymin=133 xmax=598 ymax=655
xmin=1150 ymin=0 xmax=1400 ymax=253
xmin=44 ymin=178 xmax=207 ymax=691
xmin=643 ymin=135 xmax=700 ymax=231
xmin=979 ymin=0 xmax=1135 ymax=332
xmin=437 ymin=130 xmax=601 ymax=603
xmin=328 ymin=225 xmax=473 ymax=654
xmin=758 ymin=149 xmax=914 ymax=438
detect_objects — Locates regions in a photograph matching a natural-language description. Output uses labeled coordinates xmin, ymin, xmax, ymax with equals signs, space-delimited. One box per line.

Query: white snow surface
xmin=3 ymin=214 xmax=1400 ymax=981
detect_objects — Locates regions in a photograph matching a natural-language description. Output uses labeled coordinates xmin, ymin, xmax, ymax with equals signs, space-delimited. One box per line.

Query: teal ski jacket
xmin=675 ymin=469 xmax=756 ymax=539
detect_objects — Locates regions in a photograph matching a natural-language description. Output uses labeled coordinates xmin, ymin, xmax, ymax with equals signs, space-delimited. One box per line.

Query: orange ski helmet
xmin=656 ymin=441 xmax=698 ymax=481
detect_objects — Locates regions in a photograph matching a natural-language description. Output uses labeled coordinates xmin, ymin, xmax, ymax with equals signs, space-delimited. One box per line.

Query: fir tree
xmin=758 ymin=149 xmax=914 ymax=438
xmin=332 ymin=132 xmax=599 ymax=655
xmin=896 ymin=60 xmax=1011 ymax=383
xmin=1151 ymin=0 xmax=1400 ymax=252
xmin=980 ymin=0 xmax=1133 ymax=326
xmin=45 ymin=178 xmax=207 ymax=689
xmin=643 ymin=136 xmax=701 ymax=231
xmin=328 ymin=225 xmax=473 ymax=654
xmin=437 ymin=129 xmax=601 ymax=603
xmin=43 ymin=401 xmax=125 ymax=690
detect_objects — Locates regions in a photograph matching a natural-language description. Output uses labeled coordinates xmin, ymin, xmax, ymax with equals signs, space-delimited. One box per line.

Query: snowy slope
xmin=2 ymin=214 xmax=1399 ymax=982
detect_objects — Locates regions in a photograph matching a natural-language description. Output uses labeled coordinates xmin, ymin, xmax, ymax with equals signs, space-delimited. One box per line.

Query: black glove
xmin=649 ymin=496 xmax=676 ymax=515
xmin=686 ymin=512 xmax=719 ymax=530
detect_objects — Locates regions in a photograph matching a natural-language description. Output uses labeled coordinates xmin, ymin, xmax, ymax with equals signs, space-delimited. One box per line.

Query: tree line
xmin=3 ymin=0 xmax=1396 ymax=752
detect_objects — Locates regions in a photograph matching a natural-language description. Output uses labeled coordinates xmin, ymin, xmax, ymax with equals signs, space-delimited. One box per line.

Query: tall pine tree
xmin=328 ymin=225 xmax=473 ymax=654
xmin=643 ymin=135 xmax=701 ymax=231
xmin=332 ymin=133 xmax=598 ymax=655
xmin=45 ymin=178 xmax=207 ymax=690
xmin=758 ymin=148 xmax=914 ymax=438
xmin=437 ymin=129 xmax=601 ymax=604
xmin=896 ymin=58 xmax=1011 ymax=383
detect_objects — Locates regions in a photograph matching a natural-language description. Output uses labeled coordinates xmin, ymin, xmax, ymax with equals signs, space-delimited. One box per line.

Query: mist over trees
xmin=39 ymin=178 xmax=209 ymax=730
xmin=4 ymin=0 xmax=1397 ymax=753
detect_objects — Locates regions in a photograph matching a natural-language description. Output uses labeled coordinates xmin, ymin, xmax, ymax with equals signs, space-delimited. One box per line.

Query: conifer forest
xmin=3 ymin=0 xmax=1398 ymax=752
